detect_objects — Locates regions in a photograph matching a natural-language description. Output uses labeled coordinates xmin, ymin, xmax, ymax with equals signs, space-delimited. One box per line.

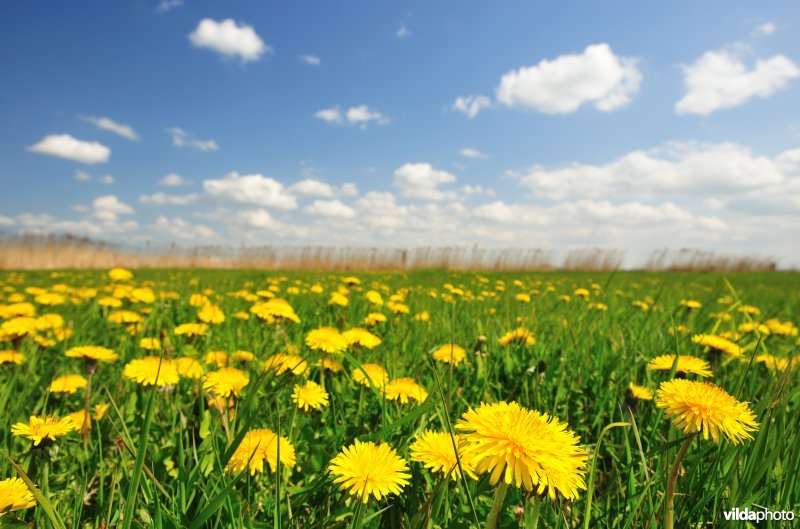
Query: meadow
xmin=0 ymin=268 xmax=798 ymax=528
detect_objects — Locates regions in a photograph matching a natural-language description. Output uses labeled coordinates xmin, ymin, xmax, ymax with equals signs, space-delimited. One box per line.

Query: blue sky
xmin=2 ymin=1 xmax=800 ymax=265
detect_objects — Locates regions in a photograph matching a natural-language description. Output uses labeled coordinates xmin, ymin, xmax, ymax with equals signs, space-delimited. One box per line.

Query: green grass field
xmin=1 ymin=269 xmax=798 ymax=528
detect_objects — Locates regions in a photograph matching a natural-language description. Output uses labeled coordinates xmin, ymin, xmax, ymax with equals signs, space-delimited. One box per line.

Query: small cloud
xmin=298 ymin=54 xmax=321 ymax=66
xmin=188 ymin=18 xmax=271 ymax=63
xmin=97 ymin=174 xmax=114 ymax=185
xmin=0 ymin=215 xmax=16 ymax=226
xmin=452 ymin=95 xmax=491 ymax=118
xmin=304 ymin=199 xmax=356 ymax=218
xmin=160 ymin=173 xmax=192 ymax=186
xmin=460 ymin=147 xmax=488 ymax=159
xmin=81 ymin=116 xmax=139 ymax=141
xmin=155 ymin=0 xmax=183 ymax=13
xmin=27 ymin=134 xmax=110 ymax=164
xmin=396 ymin=25 xmax=410 ymax=38
xmin=139 ymin=192 xmax=198 ymax=205
xmin=314 ymin=107 xmax=342 ymax=124
xmin=315 ymin=105 xmax=389 ymax=127
xmin=753 ymin=22 xmax=776 ymax=37
xmin=75 ymin=169 xmax=92 ymax=182
xmin=168 ymin=127 xmax=219 ymax=151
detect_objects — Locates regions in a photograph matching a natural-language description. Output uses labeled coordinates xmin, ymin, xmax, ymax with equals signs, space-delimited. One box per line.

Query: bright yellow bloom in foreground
xmin=352 ymin=363 xmax=389 ymax=388
xmin=0 ymin=477 xmax=37 ymax=515
xmin=692 ymin=334 xmax=743 ymax=358
xmin=175 ymin=357 xmax=204 ymax=379
xmin=384 ymin=377 xmax=428 ymax=404
xmin=499 ymin=328 xmax=536 ymax=346
xmin=203 ymin=367 xmax=249 ymax=398
xmin=456 ymin=402 xmax=588 ymax=500
xmin=647 ymin=354 xmax=713 ymax=378
xmin=226 ymin=429 xmax=296 ymax=475
xmin=123 ymin=357 xmax=180 ymax=387
xmin=108 ymin=267 xmax=133 ymax=281
xmin=305 ymin=327 xmax=347 ymax=354
xmin=656 ymin=379 xmax=758 ymax=444
xmin=0 ymin=350 xmax=25 ymax=365
xmin=65 ymin=345 xmax=118 ymax=363
xmin=11 ymin=415 xmax=75 ymax=445
xmin=291 ymin=381 xmax=329 ymax=411
xmin=49 ymin=374 xmax=88 ymax=394
xmin=432 ymin=344 xmax=466 ymax=366
xmin=410 ymin=431 xmax=476 ymax=480
xmin=328 ymin=440 xmax=410 ymax=503
xmin=342 ymin=327 xmax=382 ymax=349
xmin=198 ymin=303 xmax=225 ymax=324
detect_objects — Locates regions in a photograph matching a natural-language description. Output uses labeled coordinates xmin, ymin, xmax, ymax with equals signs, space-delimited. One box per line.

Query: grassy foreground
xmin=1 ymin=268 xmax=798 ymax=528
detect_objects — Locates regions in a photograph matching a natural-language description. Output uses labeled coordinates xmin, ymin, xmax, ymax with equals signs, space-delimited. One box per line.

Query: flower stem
xmin=665 ymin=436 xmax=693 ymax=529
xmin=487 ymin=482 xmax=509 ymax=529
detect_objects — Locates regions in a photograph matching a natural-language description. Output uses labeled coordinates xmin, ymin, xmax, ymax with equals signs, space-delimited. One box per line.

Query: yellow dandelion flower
xmin=198 ymin=303 xmax=225 ymax=324
xmin=175 ymin=357 xmax=204 ymax=379
xmin=410 ymin=430 xmax=476 ymax=481
xmin=680 ymin=300 xmax=702 ymax=310
xmin=352 ymin=363 xmax=389 ymax=389
xmin=387 ymin=301 xmax=409 ymax=314
xmin=628 ymin=383 xmax=654 ymax=400
xmin=328 ymin=292 xmax=349 ymax=307
xmin=384 ymin=377 xmax=428 ymax=404
xmin=139 ymin=337 xmax=161 ymax=350
xmin=204 ymin=351 xmax=228 ymax=367
xmin=413 ymin=310 xmax=430 ymax=321
xmin=250 ymin=299 xmax=301 ymax=324
xmin=0 ymin=350 xmax=25 ymax=365
xmin=0 ymin=302 xmax=36 ymax=318
xmin=364 ymin=312 xmax=387 ymax=326
xmin=97 ymin=296 xmax=123 ymax=308
xmin=342 ymin=276 xmax=361 ymax=286
xmin=0 ymin=317 xmax=38 ymax=339
xmin=456 ymin=402 xmax=588 ymax=499
xmin=65 ymin=345 xmax=118 ymax=363
xmin=49 ymin=374 xmax=88 ymax=394
xmin=499 ymin=328 xmax=536 ymax=347
xmin=11 ymin=415 xmax=75 ymax=445
xmin=365 ymin=290 xmax=384 ymax=306
xmin=233 ymin=311 xmax=250 ymax=320
xmin=35 ymin=313 xmax=64 ymax=331
xmin=108 ymin=267 xmax=133 ymax=281
xmin=123 ymin=357 xmax=179 ymax=387
xmin=305 ymin=327 xmax=347 ymax=354
xmin=0 ymin=477 xmax=37 ymax=515
xmin=291 ymin=381 xmax=329 ymax=412
xmin=574 ymin=288 xmax=590 ymax=298
xmin=691 ymin=334 xmax=743 ymax=358
xmin=226 ymin=428 xmax=296 ymax=475
xmin=188 ymin=293 xmax=210 ymax=307
xmin=432 ymin=344 xmax=466 ymax=366
xmin=107 ymin=310 xmax=143 ymax=324
xmin=328 ymin=440 xmax=410 ymax=503
xmin=342 ymin=328 xmax=382 ymax=349
xmin=755 ymin=354 xmax=797 ymax=372
xmin=738 ymin=322 xmax=770 ymax=335
xmin=93 ymin=403 xmax=109 ymax=420
xmin=656 ymin=379 xmax=758 ymax=444
xmin=318 ymin=357 xmax=343 ymax=372
xmin=231 ymin=350 xmax=254 ymax=363
xmin=203 ymin=367 xmax=249 ymax=398
xmin=647 ymin=354 xmax=713 ymax=378
xmin=174 ymin=323 xmax=209 ymax=337
xmin=264 ymin=354 xmax=309 ymax=376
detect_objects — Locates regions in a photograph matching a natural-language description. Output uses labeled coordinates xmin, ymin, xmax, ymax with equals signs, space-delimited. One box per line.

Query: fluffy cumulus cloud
xmin=752 ymin=22 xmax=776 ymax=37
xmin=139 ymin=192 xmax=198 ymax=205
xmin=237 ymin=208 xmax=282 ymax=229
xmin=496 ymin=43 xmax=642 ymax=113
xmin=188 ymin=18 xmax=271 ymax=62
xmin=153 ymin=216 xmax=215 ymax=239
xmin=160 ymin=173 xmax=192 ymax=187
xmin=27 ymin=134 xmax=110 ymax=164
xmin=168 ymin=128 xmax=219 ymax=151
xmin=289 ymin=179 xmax=358 ymax=198
xmin=304 ymin=199 xmax=356 ymax=218
xmin=675 ymin=49 xmax=800 ymax=115
xmin=512 ymin=141 xmax=786 ymax=200
xmin=315 ymin=105 xmax=388 ymax=127
xmin=460 ymin=147 xmax=488 ymax=159
xmin=81 ymin=116 xmax=139 ymax=141
xmin=452 ymin=95 xmax=491 ymax=118
xmin=393 ymin=163 xmax=457 ymax=201
xmin=203 ymin=172 xmax=297 ymax=209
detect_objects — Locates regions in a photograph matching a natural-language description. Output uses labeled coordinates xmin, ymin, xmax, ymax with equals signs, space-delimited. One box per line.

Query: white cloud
xmin=155 ymin=0 xmax=183 ymax=13
xmin=168 ymin=127 xmax=219 ymax=151
xmin=188 ymin=18 xmax=270 ymax=62
xmin=315 ymin=105 xmax=389 ymax=127
xmin=27 ymin=134 xmax=110 ymax=164
xmin=237 ymin=208 xmax=281 ymax=229
xmin=354 ymin=192 xmax=409 ymax=229
xmin=0 ymin=215 xmax=15 ymax=226
xmin=298 ymin=54 xmax=321 ymax=66
xmin=153 ymin=216 xmax=215 ymax=239
xmin=139 ymin=192 xmax=198 ymax=205
xmin=675 ymin=49 xmax=800 ymax=115
xmin=496 ymin=43 xmax=642 ymax=113
xmin=82 ymin=116 xmax=139 ymax=141
xmin=97 ymin=174 xmax=114 ymax=185
xmin=203 ymin=172 xmax=297 ymax=209
xmin=289 ymin=179 xmax=335 ymax=197
xmin=460 ymin=184 xmax=495 ymax=197
xmin=513 ymin=141 xmax=785 ymax=200
xmin=160 ymin=173 xmax=192 ymax=187
xmin=394 ymin=163 xmax=457 ymax=201
xmin=452 ymin=95 xmax=491 ymax=118
xmin=304 ymin=199 xmax=356 ymax=218
xmin=753 ymin=22 xmax=776 ymax=37
xmin=396 ymin=25 xmax=410 ymax=38
xmin=460 ymin=147 xmax=488 ymax=159
xmin=75 ymin=170 xmax=92 ymax=182
xmin=91 ymin=195 xmax=134 ymax=222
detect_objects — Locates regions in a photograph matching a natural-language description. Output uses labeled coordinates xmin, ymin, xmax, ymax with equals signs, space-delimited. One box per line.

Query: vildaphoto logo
xmin=722 ymin=507 xmax=795 ymax=522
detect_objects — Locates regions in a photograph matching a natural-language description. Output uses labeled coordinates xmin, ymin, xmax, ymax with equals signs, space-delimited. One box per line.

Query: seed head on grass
xmin=11 ymin=415 xmax=75 ymax=446
xmin=328 ymin=440 xmax=410 ymax=503
xmin=656 ymin=379 xmax=758 ymax=444
xmin=226 ymin=429 xmax=296 ymax=475
xmin=0 ymin=477 xmax=37 ymax=515
xmin=456 ymin=401 xmax=588 ymax=500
